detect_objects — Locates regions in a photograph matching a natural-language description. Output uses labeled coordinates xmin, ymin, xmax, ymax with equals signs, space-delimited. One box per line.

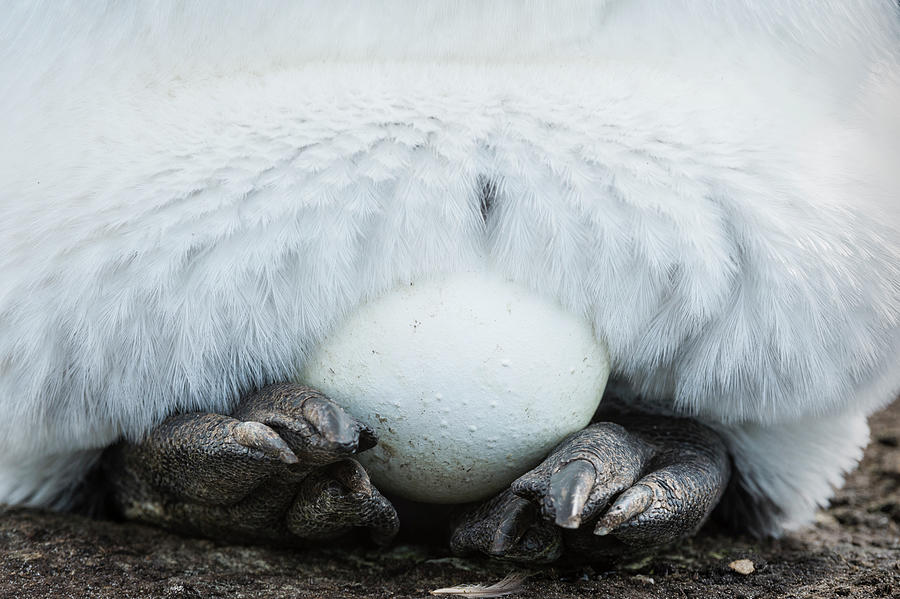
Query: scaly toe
xmin=233 ymin=384 xmax=376 ymax=465
xmin=286 ymin=459 xmax=399 ymax=545
xmin=450 ymin=490 xmax=563 ymax=563
xmin=511 ymin=423 xmax=654 ymax=529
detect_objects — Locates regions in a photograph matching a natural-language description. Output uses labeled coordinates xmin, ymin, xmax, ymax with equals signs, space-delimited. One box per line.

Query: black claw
xmin=356 ymin=423 xmax=378 ymax=453
xmin=488 ymin=496 xmax=535 ymax=555
xmin=302 ymin=395 xmax=360 ymax=449
xmin=548 ymin=459 xmax=596 ymax=529
xmin=450 ymin=490 xmax=562 ymax=563
xmin=231 ymin=421 xmax=299 ymax=464
xmin=595 ymin=484 xmax=654 ymax=535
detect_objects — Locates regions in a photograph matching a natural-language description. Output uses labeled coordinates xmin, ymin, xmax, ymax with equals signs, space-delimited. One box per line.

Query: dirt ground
xmin=2 ymin=401 xmax=898 ymax=599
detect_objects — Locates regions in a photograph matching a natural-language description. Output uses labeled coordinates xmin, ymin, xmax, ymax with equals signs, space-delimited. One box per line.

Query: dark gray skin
xmin=101 ymin=383 xmax=730 ymax=562
xmin=451 ymin=413 xmax=731 ymax=562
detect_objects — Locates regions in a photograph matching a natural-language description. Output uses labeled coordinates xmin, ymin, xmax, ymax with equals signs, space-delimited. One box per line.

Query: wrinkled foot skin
xmin=452 ymin=415 xmax=730 ymax=562
xmin=450 ymin=490 xmax=563 ymax=564
xmin=102 ymin=383 xmax=398 ymax=546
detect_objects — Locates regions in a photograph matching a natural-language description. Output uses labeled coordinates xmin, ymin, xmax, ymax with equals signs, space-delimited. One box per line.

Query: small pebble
xmin=729 ymin=559 xmax=755 ymax=575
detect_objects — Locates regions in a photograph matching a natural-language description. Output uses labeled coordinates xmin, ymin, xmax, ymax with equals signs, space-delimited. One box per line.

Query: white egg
xmin=301 ymin=269 xmax=610 ymax=503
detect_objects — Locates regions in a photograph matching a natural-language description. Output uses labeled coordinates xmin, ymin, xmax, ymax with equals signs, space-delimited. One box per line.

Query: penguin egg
xmin=300 ymin=270 xmax=610 ymax=503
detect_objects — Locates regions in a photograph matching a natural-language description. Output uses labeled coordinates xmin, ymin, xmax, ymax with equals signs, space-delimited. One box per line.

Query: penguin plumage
xmin=1 ymin=1 xmax=898 ymax=535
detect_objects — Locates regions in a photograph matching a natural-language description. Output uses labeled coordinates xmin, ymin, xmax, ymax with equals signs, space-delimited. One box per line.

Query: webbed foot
xmin=451 ymin=414 xmax=730 ymax=562
xmin=102 ymin=383 xmax=398 ymax=546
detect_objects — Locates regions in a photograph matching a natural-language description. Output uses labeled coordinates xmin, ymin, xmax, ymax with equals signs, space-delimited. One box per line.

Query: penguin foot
xmin=450 ymin=414 xmax=730 ymax=562
xmin=449 ymin=489 xmax=563 ymax=563
xmin=101 ymin=383 xmax=398 ymax=546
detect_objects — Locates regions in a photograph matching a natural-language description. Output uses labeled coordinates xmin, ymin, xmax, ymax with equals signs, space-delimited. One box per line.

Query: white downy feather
xmin=1 ymin=1 xmax=898 ymax=534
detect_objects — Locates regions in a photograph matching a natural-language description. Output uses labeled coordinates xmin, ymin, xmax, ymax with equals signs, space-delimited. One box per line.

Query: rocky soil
xmin=2 ymin=401 xmax=898 ymax=599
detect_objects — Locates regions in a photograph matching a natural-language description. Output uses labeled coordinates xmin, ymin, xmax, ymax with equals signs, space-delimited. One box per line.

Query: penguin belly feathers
xmin=0 ymin=1 xmax=898 ymax=536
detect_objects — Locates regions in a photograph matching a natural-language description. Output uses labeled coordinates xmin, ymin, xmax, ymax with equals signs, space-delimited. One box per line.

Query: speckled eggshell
xmin=300 ymin=269 xmax=610 ymax=504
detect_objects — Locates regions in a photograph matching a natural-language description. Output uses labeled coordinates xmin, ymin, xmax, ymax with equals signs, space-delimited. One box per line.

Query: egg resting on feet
xmin=0 ymin=2 xmax=898 ymax=546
